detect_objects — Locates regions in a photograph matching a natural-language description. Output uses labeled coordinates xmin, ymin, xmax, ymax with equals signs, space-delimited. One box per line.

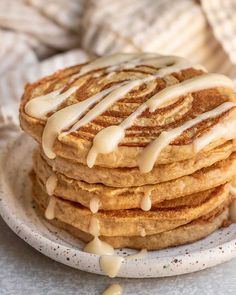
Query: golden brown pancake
xmin=35 ymin=205 xmax=230 ymax=250
xmin=33 ymin=149 xmax=236 ymax=210
xmin=32 ymin=172 xmax=231 ymax=237
xmin=41 ymin=141 xmax=236 ymax=187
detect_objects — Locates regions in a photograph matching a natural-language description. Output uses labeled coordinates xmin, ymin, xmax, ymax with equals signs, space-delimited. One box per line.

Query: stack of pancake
xmin=19 ymin=53 xmax=236 ymax=251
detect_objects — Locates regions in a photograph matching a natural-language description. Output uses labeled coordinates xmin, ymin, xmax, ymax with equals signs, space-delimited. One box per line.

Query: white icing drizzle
xmin=88 ymin=216 xmax=100 ymax=236
xmin=102 ymin=284 xmax=122 ymax=295
xmin=100 ymin=249 xmax=147 ymax=279
xmin=89 ymin=197 xmax=100 ymax=213
xmin=146 ymin=74 xmax=233 ymax=112
xmin=72 ymin=52 xmax=156 ymax=82
xmin=229 ymin=198 xmax=236 ymax=223
xmin=85 ymin=68 xmax=195 ymax=167
xmin=126 ymin=249 xmax=147 ymax=260
xmin=31 ymin=55 xmax=203 ymax=161
xmin=25 ymin=86 xmax=78 ymax=119
xmin=84 ymin=237 xmax=114 ymax=255
xmin=138 ymin=101 xmax=236 ymax=173
xmin=23 ymin=53 xmax=235 ymax=174
xmin=84 ymin=216 xmax=114 ymax=255
xmin=42 ymin=85 xmax=121 ymax=159
xmin=140 ymin=192 xmax=152 ymax=211
xmin=67 ymin=78 xmax=150 ymax=137
xmin=25 ymin=53 xmax=161 ymax=120
xmin=193 ymin=118 xmax=236 ymax=153
xmin=100 ymin=255 xmax=124 ymax=278
xmin=105 ymin=55 xmax=204 ymax=75
xmin=79 ymin=53 xmax=141 ymax=76
xmin=45 ymin=196 xmax=56 ymax=220
xmin=45 ymin=173 xmax=58 ymax=195
xmin=86 ymin=74 xmax=233 ymax=168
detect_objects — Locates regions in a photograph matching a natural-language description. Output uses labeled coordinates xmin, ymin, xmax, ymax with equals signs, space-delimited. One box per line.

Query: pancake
xmin=32 ymin=172 xmax=231 ymax=237
xmin=33 ymin=149 xmax=236 ymax=210
xmin=19 ymin=53 xmax=236 ymax=169
xmin=34 ymin=191 xmax=231 ymax=250
xmin=41 ymin=140 xmax=236 ymax=187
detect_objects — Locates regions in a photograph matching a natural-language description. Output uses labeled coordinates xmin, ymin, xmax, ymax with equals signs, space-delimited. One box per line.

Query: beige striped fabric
xmin=0 ymin=49 xmax=91 ymax=126
xmin=1 ymin=0 xmax=236 ymax=145
xmin=27 ymin=0 xmax=86 ymax=32
xmin=201 ymin=0 xmax=236 ymax=64
xmin=81 ymin=0 xmax=236 ymax=77
xmin=0 ymin=0 xmax=84 ymax=56
xmin=0 ymin=31 xmax=37 ymax=76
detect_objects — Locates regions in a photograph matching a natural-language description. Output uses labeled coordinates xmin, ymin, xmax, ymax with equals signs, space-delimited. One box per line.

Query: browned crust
xmin=33 ymin=149 xmax=236 ymax=210
xmin=34 ymin=199 xmax=231 ymax=250
xmin=31 ymin=171 xmax=231 ymax=237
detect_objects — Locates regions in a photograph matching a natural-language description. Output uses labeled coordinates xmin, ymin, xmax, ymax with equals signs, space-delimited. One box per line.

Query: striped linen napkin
xmin=0 ymin=31 xmax=37 ymax=76
xmin=0 ymin=0 xmax=85 ymax=58
xmin=81 ymin=0 xmax=236 ymax=77
xmin=0 ymin=49 xmax=91 ymax=145
xmin=201 ymin=0 xmax=236 ymax=64
xmin=1 ymin=0 xmax=236 ymax=145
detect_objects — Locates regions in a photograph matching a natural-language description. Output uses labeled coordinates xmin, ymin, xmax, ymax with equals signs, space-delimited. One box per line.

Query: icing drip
xmin=100 ymin=249 xmax=147 ymax=279
xmin=84 ymin=216 xmax=114 ymax=255
xmin=100 ymin=255 xmax=124 ymax=278
xmin=25 ymin=87 xmax=78 ymax=119
xmin=45 ymin=196 xmax=56 ymax=220
xmin=84 ymin=237 xmax=114 ymax=255
xmin=102 ymin=284 xmax=122 ymax=295
xmin=140 ymin=192 xmax=152 ymax=211
xmin=138 ymin=102 xmax=236 ymax=173
xmin=42 ymin=85 xmax=121 ymax=159
xmin=45 ymin=173 xmax=58 ymax=195
xmin=88 ymin=216 xmax=100 ymax=236
xmin=193 ymin=119 xmax=236 ymax=152
xmin=89 ymin=197 xmax=100 ymax=213
xmin=87 ymin=126 xmax=125 ymax=168
xmin=86 ymin=74 xmax=233 ymax=168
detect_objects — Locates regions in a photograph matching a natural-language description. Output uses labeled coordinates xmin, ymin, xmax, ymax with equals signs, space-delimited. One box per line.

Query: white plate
xmin=1 ymin=132 xmax=236 ymax=278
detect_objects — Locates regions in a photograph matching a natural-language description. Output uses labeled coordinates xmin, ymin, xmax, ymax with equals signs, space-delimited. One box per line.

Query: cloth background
xmin=1 ymin=0 xmax=236 ymax=145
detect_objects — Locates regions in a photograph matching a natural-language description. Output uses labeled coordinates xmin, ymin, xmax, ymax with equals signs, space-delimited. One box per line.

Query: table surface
xmin=1 ymin=217 xmax=236 ymax=295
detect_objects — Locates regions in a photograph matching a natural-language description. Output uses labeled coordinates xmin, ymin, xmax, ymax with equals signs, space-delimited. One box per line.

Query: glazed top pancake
xmin=20 ymin=53 xmax=236 ymax=171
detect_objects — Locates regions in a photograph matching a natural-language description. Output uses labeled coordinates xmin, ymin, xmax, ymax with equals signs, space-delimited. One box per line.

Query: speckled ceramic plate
xmin=1 ymin=132 xmax=236 ymax=278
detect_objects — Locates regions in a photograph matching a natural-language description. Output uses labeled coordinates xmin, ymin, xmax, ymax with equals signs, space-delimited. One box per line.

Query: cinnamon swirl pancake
xmin=19 ymin=52 xmax=236 ymax=251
